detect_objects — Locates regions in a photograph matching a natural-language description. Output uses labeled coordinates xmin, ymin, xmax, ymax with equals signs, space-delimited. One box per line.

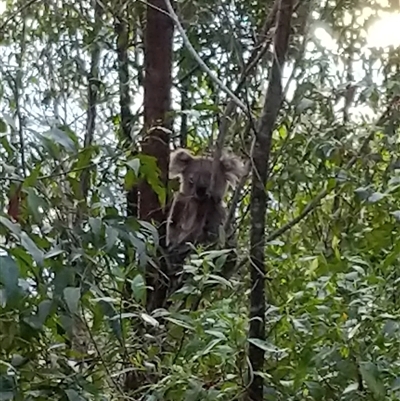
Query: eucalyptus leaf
xmin=23 ymin=300 xmax=52 ymax=329
xmin=0 ymin=118 xmax=7 ymax=133
xmin=360 ymin=361 xmax=385 ymax=399
xmin=64 ymin=287 xmax=81 ymax=314
xmin=0 ymin=255 xmax=19 ymax=302
xmin=367 ymin=192 xmax=385 ymax=203
xmin=41 ymin=127 xmax=76 ymax=151
xmin=105 ymin=225 xmax=119 ymax=250
xmin=126 ymin=158 xmax=140 ymax=175
xmin=20 ymin=232 xmax=44 ymax=265
xmin=131 ymin=274 xmax=146 ymax=303
xmin=89 ymin=216 xmax=102 ymax=237
xmin=65 ymin=389 xmax=86 ymax=401
xmin=0 ymin=216 xmax=21 ymax=236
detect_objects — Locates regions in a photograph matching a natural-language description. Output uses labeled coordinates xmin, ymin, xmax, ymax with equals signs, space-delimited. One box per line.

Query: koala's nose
xmin=196 ymin=186 xmax=207 ymax=198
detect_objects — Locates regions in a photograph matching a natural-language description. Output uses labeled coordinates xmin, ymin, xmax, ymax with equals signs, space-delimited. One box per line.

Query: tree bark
xmin=247 ymin=1 xmax=294 ymax=400
xmin=140 ymin=0 xmax=174 ymax=311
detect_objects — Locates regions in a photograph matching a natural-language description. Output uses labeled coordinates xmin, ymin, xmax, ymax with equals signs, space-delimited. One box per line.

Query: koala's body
xmin=166 ymin=148 xmax=244 ymax=249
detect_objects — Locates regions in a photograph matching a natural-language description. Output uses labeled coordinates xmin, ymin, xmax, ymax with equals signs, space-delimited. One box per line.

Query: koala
xmin=166 ymin=148 xmax=245 ymax=249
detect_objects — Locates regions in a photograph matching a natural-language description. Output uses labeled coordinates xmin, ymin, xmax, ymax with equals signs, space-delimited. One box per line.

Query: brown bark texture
xmin=140 ymin=0 xmax=173 ymax=222
xmin=140 ymin=0 xmax=174 ymax=310
xmin=247 ymin=0 xmax=294 ymax=400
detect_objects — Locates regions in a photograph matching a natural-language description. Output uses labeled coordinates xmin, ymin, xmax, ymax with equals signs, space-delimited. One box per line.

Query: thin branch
xmin=15 ymin=14 xmax=27 ymax=178
xmin=163 ymin=0 xmax=247 ymax=112
xmin=211 ymin=0 xmax=279 ymax=196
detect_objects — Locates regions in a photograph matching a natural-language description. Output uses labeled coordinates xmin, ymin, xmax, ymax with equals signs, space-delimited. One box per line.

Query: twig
xmin=163 ymin=0 xmax=247 ymax=113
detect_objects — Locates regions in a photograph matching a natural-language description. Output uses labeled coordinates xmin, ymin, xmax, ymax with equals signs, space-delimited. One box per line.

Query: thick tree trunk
xmin=247 ymin=1 xmax=294 ymax=400
xmin=140 ymin=0 xmax=174 ymax=311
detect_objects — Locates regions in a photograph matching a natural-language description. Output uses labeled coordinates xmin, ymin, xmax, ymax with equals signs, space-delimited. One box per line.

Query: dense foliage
xmin=1 ymin=0 xmax=400 ymax=400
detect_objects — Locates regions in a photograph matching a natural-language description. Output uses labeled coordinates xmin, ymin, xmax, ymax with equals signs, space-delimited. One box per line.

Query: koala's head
xmin=169 ymin=148 xmax=245 ymax=201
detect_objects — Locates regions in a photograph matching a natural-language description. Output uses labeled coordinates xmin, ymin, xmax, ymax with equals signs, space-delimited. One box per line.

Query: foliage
xmin=1 ymin=0 xmax=400 ymax=400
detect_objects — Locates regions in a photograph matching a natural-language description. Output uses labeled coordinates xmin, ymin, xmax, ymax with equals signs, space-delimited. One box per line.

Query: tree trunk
xmin=247 ymin=1 xmax=294 ymax=400
xmin=140 ymin=0 xmax=174 ymax=311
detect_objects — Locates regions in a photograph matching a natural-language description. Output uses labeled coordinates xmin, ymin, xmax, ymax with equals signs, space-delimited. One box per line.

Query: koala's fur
xmin=166 ymin=148 xmax=245 ymax=249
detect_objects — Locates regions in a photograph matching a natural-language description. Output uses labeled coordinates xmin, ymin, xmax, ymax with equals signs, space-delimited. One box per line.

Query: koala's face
xmin=169 ymin=148 xmax=245 ymax=202
xmin=181 ymin=158 xmax=227 ymax=201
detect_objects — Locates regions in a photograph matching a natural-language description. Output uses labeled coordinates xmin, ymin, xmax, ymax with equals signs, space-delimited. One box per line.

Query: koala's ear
xmin=169 ymin=148 xmax=194 ymax=178
xmin=220 ymin=153 xmax=245 ymax=188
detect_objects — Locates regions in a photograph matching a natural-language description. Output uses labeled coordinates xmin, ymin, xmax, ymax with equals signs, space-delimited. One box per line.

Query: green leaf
xmin=126 ymin=158 xmax=140 ymax=175
xmin=2 ymin=113 xmax=16 ymax=130
xmin=360 ymin=361 xmax=385 ymax=399
xmin=97 ymin=299 xmax=122 ymax=341
xmin=41 ymin=127 xmax=76 ymax=151
xmin=347 ymin=323 xmax=361 ymax=340
xmin=0 ymin=373 xmax=15 ymax=400
xmin=131 ymin=274 xmax=146 ymax=303
xmin=23 ymin=165 xmax=41 ymax=188
xmin=205 ymin=274 xmax=232 ymax=289
xmin=138 ymin=154 xmax=166 ymax=205
xmin=0 ymin=255 xmax=19 ymax=302
xmin=204 ymin=330 xmax=227 ymax=340
xmin=89 ymin=217 xmax=102 ymax=237
xmin=64 ymin=287 xmax=81 ymax=314
xmin=0 ymin=118 xmax=7 ymax=133
xmin=139 ymin=220 xmax=159 ymax=244
xmin=25 ymin=188 xmax=47 ymax=222
xmin=391 ymin=210 xmax=400 ymax=222
xmin=354 ymin=187 xmax=370 ymax=200
xmin=44 ymin=248 xmax=65 ymax=259
xmin=20 ymin=232 xmax=44 ymax=265
xmin=124 ymin=169 xmax=136 ymax=190
xmin=65 ymin=389 xmax=86 ymax=401
xmin=164 ymin=316 xmax=194 ymax=331
xmin=367 ymin=192 xmax=385 ymax=203
xmin=342 ymin=382 xmax=358 ymax=395
xmin=0 ymin=216 xmax=21 ymax=236
xmin=391 ymin=377 xmax=400 ymax=390
xmin=248 ymin=338 xmax=288 ymax=356
xmin=192 ymin=102 xmax=220 ymax=112
xmin=198 ymin=338 xmax=222 ymax=357
xmin=203 ymin=249 xmax=231 ymax=260
xmin=105 ymin=225 xmax=119 ymax=251
xmin=23 ymin=300 xmax=52 ymax=329
xmin=141 ymin=313 xmax=159 ymax=327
